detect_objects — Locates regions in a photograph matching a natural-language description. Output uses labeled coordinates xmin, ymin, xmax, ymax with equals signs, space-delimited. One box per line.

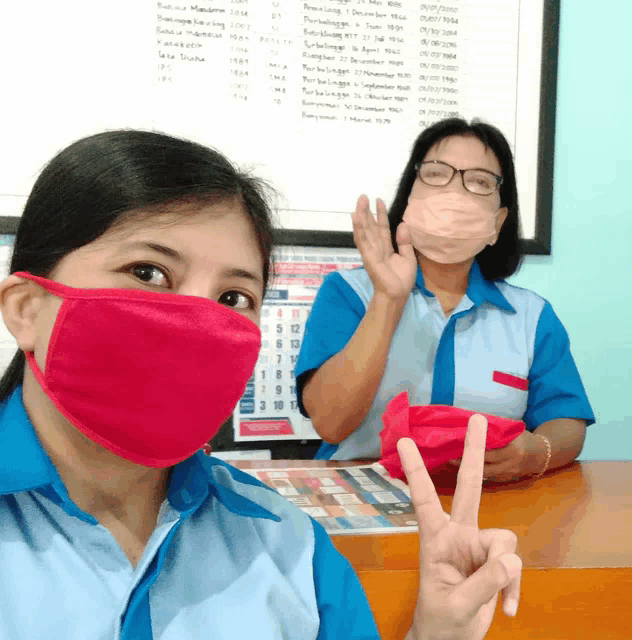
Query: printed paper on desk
xmin=242 ymin=464 xmax=417 ymax=535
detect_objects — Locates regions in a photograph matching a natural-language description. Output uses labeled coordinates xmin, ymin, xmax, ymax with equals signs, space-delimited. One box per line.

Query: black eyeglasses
xmin=414 ymin=161 xmax=503 ymax=196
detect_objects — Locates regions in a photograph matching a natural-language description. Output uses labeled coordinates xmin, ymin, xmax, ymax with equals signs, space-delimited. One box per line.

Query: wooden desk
xmin=235 ymin=460 xmax=632 ymax=640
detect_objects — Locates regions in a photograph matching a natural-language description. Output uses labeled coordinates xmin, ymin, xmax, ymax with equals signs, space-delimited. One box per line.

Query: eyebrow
xmin=424 ymin=160 xmax=500 ymax=176
xmin=223 ymin=267 xmax=264 ymax=285
xmin=468 ymin=166 xmax=500 ymax=175
xmin=120 ymin=241 xmax=184 ymax=262
xmin=118 ymin=241 xmax=264 ymax=284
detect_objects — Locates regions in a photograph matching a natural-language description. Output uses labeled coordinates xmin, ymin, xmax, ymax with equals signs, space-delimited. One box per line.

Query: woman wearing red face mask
xmin=296 ymin=118 xmax=595 ymax=482
xmin=0 ymin=129 xmax=521 ymax=639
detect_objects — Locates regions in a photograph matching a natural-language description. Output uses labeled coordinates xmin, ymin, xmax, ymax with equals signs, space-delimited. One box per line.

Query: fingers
xmin=395 ymin=221 xmax=416 ymax=263
xmin=483 ymin=448 xmax=506 ymax=463
xmin=375 ymin=197 xmax=389 ymax=229
xmin=482 ymin=464 xmax=511 ymax=480
xmin=448 ymin=549 xmax=522 ymax=623
xmin=354 ymin=194 xmax=377 ymax=230
xmin=483 ymin=456 xmax=524 ymax=482
xmin=482 ymin=459 xmax=506 ymax=475
xmin=376 ymin=198 xmax=399 ymax=256
xmin=352 ymin=195 xmax=376 ymax=257
xmin=397 ymin=438 xmax=447 ymax=538
xmin=450 ymin=414 xmax=487 ymax=527
xmin=355 ymin=195 xmax=369 ymax=219
xmin=352 ymin=195 xmax=390 ymax=256
xmin=480 ymin=528 xmax=522 ymax=617
xmin=352 ymin=194 xmax=370 ymax=238
xmin=484 ymin=474 xmax=523 ymax=484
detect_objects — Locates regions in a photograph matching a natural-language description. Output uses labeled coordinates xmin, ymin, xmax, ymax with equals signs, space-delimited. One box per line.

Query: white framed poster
xmin=1 ymin=0 xmax=557 ymax=253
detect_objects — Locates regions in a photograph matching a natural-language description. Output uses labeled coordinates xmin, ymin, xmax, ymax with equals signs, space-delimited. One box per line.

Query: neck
xmin=21 ymin=369 xmax=170 ymax=524
xmin=417 ymin=253 xmax=473 ymax=296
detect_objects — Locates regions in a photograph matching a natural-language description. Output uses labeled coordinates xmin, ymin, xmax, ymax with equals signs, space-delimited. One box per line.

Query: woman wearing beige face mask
xmin=295 ymin=118 xmax=595 ymax=483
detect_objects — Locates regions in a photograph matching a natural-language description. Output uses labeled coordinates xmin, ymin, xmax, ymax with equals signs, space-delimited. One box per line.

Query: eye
xmin=129 ymin=264 xmax=170 ymax=288
xmin=465 ymin=171 xmax=497 ymax=193
xmin=219 ymin=290 xmax=255 ymax=310
xmin=420 ymin=165 xmax=450 ymax=182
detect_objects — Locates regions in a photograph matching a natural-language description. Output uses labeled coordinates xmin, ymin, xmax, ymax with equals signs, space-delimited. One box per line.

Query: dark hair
xmin=0 ymin=129 xmax=275 ymax=401
xmin=389 ymin=117 xmax=522 ymax=280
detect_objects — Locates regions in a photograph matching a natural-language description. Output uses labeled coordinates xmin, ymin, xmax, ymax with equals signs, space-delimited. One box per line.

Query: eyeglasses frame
xmin=414 ymin=160 xmax=503 ymax=195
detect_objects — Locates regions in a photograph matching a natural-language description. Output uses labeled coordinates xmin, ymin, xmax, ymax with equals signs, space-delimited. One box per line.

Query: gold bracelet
xmin=533 ymin=434 xmax=552 ymax=478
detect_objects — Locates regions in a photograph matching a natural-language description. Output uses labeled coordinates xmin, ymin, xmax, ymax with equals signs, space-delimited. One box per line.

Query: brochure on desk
xmin=241 ymin=463 xmax=418 ymax=535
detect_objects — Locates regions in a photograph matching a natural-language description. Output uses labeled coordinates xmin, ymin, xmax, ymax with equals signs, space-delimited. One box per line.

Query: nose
xmin=178 ymin=277 xmax=215 ymax=300
xmin=445 ymin=171 xmax=469 ymax=195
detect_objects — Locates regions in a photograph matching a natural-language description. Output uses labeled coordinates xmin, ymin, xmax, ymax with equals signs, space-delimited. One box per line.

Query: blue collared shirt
xmin=0 ymin=387 xmax=379 ymax=639
xmin=295 ymin=261 xmax=595 ymax=460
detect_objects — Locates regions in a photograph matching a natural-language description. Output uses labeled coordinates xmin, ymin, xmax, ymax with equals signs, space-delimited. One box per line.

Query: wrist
xmin=370 ymin=291 xmax=409 ymax=326
xmin=533 ymin=433 xmax=552 ymax=477
xmin=526 ymin=432 xmax=551 ymax=477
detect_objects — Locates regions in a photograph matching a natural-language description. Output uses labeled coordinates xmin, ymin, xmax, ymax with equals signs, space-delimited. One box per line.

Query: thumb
xmin=447 ymin=554 xmax=522 ymax=621
xmin=395 ymin=221 xmax=416 ymax=262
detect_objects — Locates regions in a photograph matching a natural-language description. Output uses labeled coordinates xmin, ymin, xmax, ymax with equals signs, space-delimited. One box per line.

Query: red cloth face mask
xmin=16 ymin=272 xmax=261 ymax=468
xmin=379 ymin=392 xmax=525 ymax=480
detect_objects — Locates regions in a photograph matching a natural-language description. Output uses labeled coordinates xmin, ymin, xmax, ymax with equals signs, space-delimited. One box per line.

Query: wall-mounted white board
xmin=0 ymin=0 xmax=557 ymax=251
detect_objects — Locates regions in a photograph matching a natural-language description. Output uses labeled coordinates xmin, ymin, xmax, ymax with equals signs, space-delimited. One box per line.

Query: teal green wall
xmin=508 ymin=1 xmax=631 ymax=459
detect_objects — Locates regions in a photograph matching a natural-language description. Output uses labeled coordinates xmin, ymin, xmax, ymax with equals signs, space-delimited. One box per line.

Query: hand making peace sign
xmin=399 ymin=415 xmax=522 ymax=640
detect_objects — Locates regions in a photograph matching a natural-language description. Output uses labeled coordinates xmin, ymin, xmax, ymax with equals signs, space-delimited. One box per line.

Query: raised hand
xmin=352 ymin=195 xmax=417 ymax=301
xmin=399 ymin=415 xmax=522 ymax=640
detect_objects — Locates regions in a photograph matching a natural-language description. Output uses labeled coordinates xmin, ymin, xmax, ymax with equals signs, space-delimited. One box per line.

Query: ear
xmin=489 ymin=207 xmax=509 ymax=245
xmin=0 ymin=275 xmax=43 ymax=352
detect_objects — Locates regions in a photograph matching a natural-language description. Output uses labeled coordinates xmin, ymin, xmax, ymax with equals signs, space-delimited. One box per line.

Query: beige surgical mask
xmin=403 ymin=192 xmax=501 ymax=264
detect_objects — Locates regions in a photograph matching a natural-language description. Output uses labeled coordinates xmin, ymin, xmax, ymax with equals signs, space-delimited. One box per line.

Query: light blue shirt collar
xmin=0 ymin=386 xmax=279 ymax=523
xmin=414 ymin=260 xmax=515 ymax=312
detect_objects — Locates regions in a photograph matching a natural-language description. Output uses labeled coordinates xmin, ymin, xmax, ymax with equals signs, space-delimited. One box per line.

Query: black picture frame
xmin=0 ymin=218 xmax=18 ymax=235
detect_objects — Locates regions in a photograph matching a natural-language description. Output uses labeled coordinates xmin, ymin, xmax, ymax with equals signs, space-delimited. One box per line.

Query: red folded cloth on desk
xmin=379 ymin=392 xmax=525 ymax=480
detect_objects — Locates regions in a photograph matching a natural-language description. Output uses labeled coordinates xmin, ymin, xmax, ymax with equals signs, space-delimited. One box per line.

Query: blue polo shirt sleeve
xmin=524 ymin=301 xmax=595 ymax=430
xmin=312 ymin=519 xmax=381 ymax=639
xmin=295 ymin=272 xmax=366 ymax=417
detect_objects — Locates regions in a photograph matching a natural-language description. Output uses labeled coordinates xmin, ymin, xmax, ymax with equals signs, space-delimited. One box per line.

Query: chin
xmin=423 ymin=253 xmax=472 ymax=267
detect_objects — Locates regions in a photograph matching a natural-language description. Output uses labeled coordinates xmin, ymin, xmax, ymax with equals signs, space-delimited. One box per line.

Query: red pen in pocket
xmin=493 ymin=371 xmax=528 ymax=391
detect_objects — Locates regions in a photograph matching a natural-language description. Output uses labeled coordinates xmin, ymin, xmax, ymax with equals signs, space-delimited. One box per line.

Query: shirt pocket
xmin=493 ymin=370 xmax=529 ymax=391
